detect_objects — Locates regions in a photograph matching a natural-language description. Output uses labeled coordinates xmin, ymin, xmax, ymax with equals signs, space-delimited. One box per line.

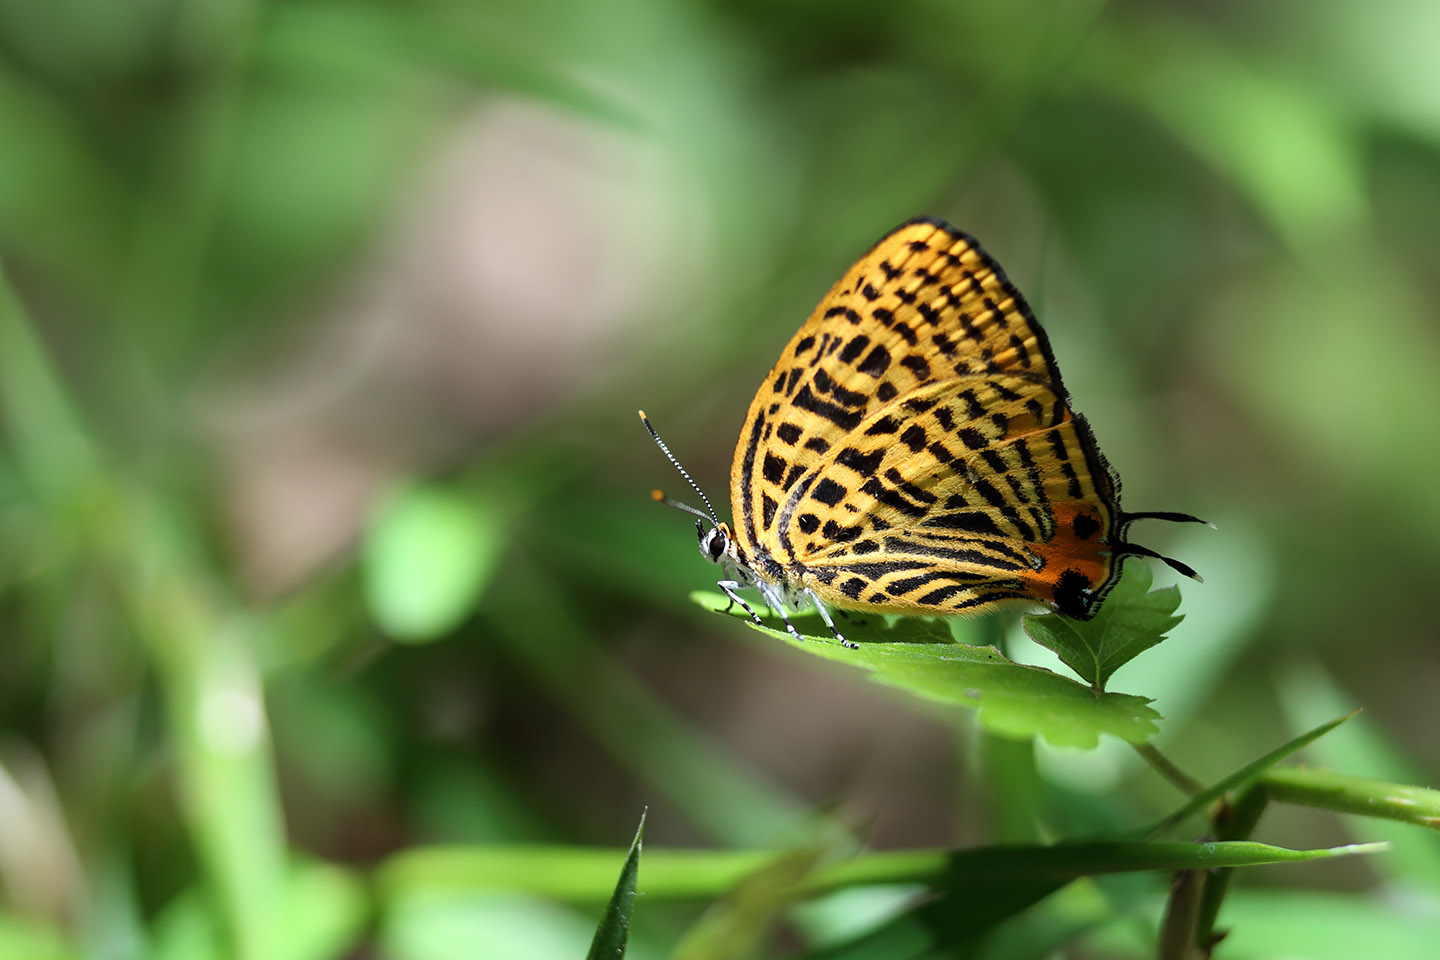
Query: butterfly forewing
xmin=729 ymin=217 xmax=1124 ymax=619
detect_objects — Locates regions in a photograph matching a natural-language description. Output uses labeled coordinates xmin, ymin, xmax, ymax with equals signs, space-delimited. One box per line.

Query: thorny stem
xmin=1157 ymin=867 xmax=1207 ymax=960
xmin=1193 ymin=784 xmax=1271 ymax=956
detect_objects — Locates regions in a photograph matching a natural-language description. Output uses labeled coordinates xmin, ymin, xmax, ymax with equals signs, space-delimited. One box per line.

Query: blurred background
xmin=1 ymin=0 xmax=1438 ymax=957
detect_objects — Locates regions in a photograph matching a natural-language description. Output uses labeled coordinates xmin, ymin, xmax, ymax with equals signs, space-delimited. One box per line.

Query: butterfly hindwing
xmin=783 ymin=379 xmax=1121 ymax=617
xmin=729 ymin=217 xmax=1124 ymax=619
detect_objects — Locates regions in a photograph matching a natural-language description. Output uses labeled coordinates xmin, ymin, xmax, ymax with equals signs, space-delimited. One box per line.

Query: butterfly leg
xmin=755 ymin=582 xmax=809 ymax=643
xmin=805 ymin=588 xmax=859 ymax=649
xmin=717 ymin=581 xmax=765 ymax=626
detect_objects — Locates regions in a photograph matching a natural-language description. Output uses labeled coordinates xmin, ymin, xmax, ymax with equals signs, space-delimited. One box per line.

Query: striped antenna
xmin=639 ymin=411 xmax=722 ymax=527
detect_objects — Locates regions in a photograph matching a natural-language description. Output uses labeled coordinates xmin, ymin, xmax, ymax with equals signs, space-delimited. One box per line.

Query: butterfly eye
xmin=707 ymin=529 xmax=727 ymax=560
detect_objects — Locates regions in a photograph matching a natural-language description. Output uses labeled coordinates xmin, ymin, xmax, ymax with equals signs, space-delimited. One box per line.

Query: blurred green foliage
xmin=1 ymin=0 xmax=1438 ymax=957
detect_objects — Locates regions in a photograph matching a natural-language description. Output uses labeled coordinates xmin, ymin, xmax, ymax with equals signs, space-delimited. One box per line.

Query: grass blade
xmin=586 ymin=810 xmax=646 ymax=960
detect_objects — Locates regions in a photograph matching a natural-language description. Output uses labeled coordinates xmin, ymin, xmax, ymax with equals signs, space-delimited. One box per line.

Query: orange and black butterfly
xmin=643 ymin=217 xmax=1202 ymax=647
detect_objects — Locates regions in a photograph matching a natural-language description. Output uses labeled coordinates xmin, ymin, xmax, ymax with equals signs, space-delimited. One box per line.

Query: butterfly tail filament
xmin=1114 ymin=542 xmax=1202 ymax=583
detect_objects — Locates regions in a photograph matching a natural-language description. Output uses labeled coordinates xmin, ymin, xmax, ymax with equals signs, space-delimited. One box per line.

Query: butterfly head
xmin=697 ymin=520 xmax=734 ymax=565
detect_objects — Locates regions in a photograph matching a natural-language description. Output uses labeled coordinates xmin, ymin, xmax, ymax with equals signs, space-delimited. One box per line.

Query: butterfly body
xmin=646 ymin=217 xmax=1199 ymax=645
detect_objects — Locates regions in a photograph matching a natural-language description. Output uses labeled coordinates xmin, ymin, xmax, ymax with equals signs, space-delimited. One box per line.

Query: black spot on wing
xmin=1054 ymin=568 xmax=1094 ymax=619
xmin=859 ymin=477 xmax=927 ymax=517
xmin=958 ymin=427 xmax=987 ymax=450
xmin=899 ymin=425 xmax=927 ymax=452
xmin=980 ymin=450 xmax=1008 ymax=476
xmin=811 ymin=477 xmax=847 ymax=506
xmin=881 ymin=538 xmax=1011 ymax=568
xmin=900 ymin=355 xmax=931 ymax=379
xmin=837 ymin=559 xmax=934 ymax=577
xmin=812 ymin=368 xmax=867 ymax=407
xmin=983 ymin=296 xmax=1007 ymax=328
xmin=883 ymin=467 xmax=938 ymax=503
xmin=1008 ymin=332 xmax=1031 ymax=367
xmin=921 ymin=511 xmax=1003 ymax=535
xmin=793 ymin=384 xmax=863 ymax=431
xmin=739 ymin=413 xmax=765 ymax=548
xmin=839 ymin=334 xmax=871 ymax=364
xmin=836 ymin=447 xmax=884 ymax=477
xmin=1061 ymin=461 xmax=1083 ymax=498
xmin=865 ymin=416 xmax=901 ymax=436
xmin=858 ymin=345 xmax=891 ymax=377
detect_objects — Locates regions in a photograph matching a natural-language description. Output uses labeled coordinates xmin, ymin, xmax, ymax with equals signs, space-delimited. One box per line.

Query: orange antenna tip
xmin=650 ymin=489 xmax=666 ymax=502
xmin=637 ymin=409 xmax=648 ymax=421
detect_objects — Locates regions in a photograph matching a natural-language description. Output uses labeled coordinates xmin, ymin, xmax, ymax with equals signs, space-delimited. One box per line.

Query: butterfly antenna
xmin=650 ymin=488 xmax=711 ymax=522
xmin=638 ymin=410 xmax=722 ymax=527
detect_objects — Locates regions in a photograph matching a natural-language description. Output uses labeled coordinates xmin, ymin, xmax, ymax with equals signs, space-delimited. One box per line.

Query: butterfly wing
xmin=730 ymin=217 xmax=1123 ymax=619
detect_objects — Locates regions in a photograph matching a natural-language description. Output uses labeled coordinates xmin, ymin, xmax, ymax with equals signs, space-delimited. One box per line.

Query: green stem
xmin=376 ymin=839 xmax=1381 ymax=904
xmin=1260 ymin=767 xmax=1440 ymax=830
xmin=1134 ymin=742 xmax=1206 ymax=797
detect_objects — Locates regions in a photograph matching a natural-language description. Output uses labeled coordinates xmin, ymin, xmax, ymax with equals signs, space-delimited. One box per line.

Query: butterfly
xmin=642 ymin=217 xmax=1202 ymax=647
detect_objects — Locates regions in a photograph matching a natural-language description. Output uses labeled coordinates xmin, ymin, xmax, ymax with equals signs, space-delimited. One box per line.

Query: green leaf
xmin=362 ymin=482 xmax=502 ymax=643
xmin=690 ymin=592 xmax=1160 ymax=749
xmin=586 ymin=810 xmax=645 ymax=960
xmin=798 ymin=840 xmax=1383 ymax=960
xmin=1021 ymin=564 xmax=1182 ymax=690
